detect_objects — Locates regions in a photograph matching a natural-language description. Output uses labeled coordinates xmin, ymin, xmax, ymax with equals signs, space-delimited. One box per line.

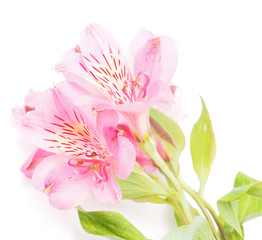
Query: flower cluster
xmin=12 ymin=24 xmax=180 ymax=210
xmin=12 ymin=24 xmax=262 ymax=240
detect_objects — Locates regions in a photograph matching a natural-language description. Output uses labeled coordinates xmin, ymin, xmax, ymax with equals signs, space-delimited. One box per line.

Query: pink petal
xmin=21 ymin=148 xmax=54 ymax=179
xmin=46 ymin=164 xmax=92 ymax=210
xmin=114 ymin=135 xmax=136 ymax=179
xmin=117 ymin=124 xmax=157 ymax=173
xmin=91 ymin=168 xmax=122 ymax=203
xmin=79 ymin=24 xmax=134 ymax=105
xmin=55 ymin=80 xmax=89 ymax=102
xmin=32 ymin=155 xmax=92 ymax=210
xmin=12 ymin=88 xmax=103 ymax=158
xmin=98 ymin=113 xmax=135 ymax=179
xmin=155 ymin=86 xmax=188 ymax=122
xmin=56 ymin=48 xmax=107 ymax=100
xmin=96 ymin=110 xmax=119 ymax=140
xmin=136 ymin=155 xmax=158 ymax=173
xmin=32 ymin=155 xmax=66 ymax=191
xmin=79 ymin=24 xmax=123 ymax=65
xmin=127 ymin=29 xmax=154 ymax=72
xmin=133 ymin=36 xmax=178 ymax=100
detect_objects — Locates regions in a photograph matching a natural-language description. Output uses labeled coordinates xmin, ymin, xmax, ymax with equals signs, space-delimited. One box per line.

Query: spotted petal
xmin=12 ymin=88 xmax=109 ymax=159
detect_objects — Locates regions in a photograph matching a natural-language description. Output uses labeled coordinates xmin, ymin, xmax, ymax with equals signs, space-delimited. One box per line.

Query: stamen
xmin=68 ymin=152 xmax=110 ymax=182
xmin=75 ymin=45 xmax=81 ymax=53
xmin=92 ymin=107 xmax=104 ymax=115
xmin=25 ymin=105 xmax=35 ymax=112
xmin=121 ymin=71 xmax=150 ymax=103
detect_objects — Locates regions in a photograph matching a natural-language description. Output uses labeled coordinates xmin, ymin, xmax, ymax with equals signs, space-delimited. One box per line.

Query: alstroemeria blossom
xmin=56 ymin=24 xmax=178 ymax=141
xmin=12 ymin=85 xmax=136 ymax=209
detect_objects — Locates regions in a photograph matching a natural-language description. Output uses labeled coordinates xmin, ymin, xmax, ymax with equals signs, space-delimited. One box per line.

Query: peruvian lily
xmin=12 ymin=83 xmax=136 ymax=210
xmin=55 ymin=23 xmax=178 ymax=141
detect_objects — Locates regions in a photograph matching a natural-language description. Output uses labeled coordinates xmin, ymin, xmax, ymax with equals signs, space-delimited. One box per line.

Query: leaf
xmin=149 ymin=108 xmax=185 ymax=162
xmin=233 ymin=172 xmax=262 ymax=223
xmin=219 ymin=218 xmax=244 ymax=240
xmin=162 ymin=216 xmax=213 ymax=240
xmin=217 ymin=172 xmax=262 ymax=238
xmin=217 ymin=201 xmax=243 ymax=238
xmin=116 ymin=164 xmax=168 ymax=201
xmin=190 ymin=97 xmax=216 ymax=191
xmin=78 ymin=210 xmax=146 ymax=240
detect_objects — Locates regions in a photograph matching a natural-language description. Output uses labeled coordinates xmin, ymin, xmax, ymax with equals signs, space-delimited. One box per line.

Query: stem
xmin=167 ymin=196 xmax=189 ymax=225
xmin=201 ymin=198 xmax=228 ymax=240
xmin=198 ymin=182 xmax=205 ymax=197
xmin=142 ymin=137 xmax=194 ymax=223
xmin=178 ymin=177 xmax=221 ymax=240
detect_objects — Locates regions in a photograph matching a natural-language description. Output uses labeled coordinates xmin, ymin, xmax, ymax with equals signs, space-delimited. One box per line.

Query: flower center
xmin=68 ymin=150 xmax=110 ymax=183
xmin=123 ymin=71 xmax=150 ymax=103
xmin=78 ymin=45 xmax=150 ymax=105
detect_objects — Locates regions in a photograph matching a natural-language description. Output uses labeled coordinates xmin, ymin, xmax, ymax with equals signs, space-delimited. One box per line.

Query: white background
xmin=1 ymin=0 xmax=262 ymax=239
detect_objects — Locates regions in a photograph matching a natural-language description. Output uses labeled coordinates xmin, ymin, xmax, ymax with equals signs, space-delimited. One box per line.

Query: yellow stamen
xmin=77 ymin=161 xmax=84 ymax=167
xmin=75 ymin=45 xmax=81 ymax=53
xmin=44 ymin=184 xmax=53 ymax=194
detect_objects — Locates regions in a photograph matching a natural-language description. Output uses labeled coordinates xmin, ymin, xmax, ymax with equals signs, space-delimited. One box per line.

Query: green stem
xmin=178 ymin=177 xmax=221 ymax=240
xmin=142 ymin=137 xmax=194 ymax=223
xmin=167 ymin=196 xmax=189 ymax=225
xmin=198 ymin=182 xmax=205 ymax=197
xmin=201 ymin=198 xmax=228 ymax=240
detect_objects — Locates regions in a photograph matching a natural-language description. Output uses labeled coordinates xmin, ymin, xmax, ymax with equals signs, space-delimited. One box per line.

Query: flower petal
xmin=32 ymin=154 xmax=66 ymax=191
xmin=21 ymin=148 xmax=54 ymax=179
xmin=133 ymin=36 xmax=178 ymax=100
xmin=56 ymin=48 xmax=107 ymax=100
xmin=79 ymin=24 xmax=123 ymax=64
xmin=91 ymin=168 xmax=122 ymax=203
xmin=96 ymin=110 xmax=119 ymax=140
xmin=127 ymin=29 xmax=154 ymax=72
xmin=117 ymin=124 xmax=157 ymax=173
xmin=32 ymin=155 xmax=92 ymax=210
xmin=79 ymin=24 xmax=134 ymax=105
xmin=114 ymin=135 xmax=136 ymax=179
xmin=12 ymin=88 xmax=107 ymax=158
xmin=97 ymin=112 xmax=135 ymax=179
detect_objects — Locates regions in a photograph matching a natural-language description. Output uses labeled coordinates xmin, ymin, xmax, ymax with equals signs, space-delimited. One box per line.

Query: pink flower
xmin=55 ymin=24 xmax=178 ymax=141
xmin=12 ymin=83 xmax=136 ymax=210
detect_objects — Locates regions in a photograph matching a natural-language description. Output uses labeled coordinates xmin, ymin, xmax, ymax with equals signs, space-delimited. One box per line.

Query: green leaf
xmin=149 ymin=108 xmax=186 ymax=162
xmin=117 ymin=164 xmax=169 ymax=201
xmin=78 ymin=210 xmax=146 ymax=240
xmin=233 ymin=172 xmax=262 ymax=223
xmin=190 ymin=97 xmax=216 ymax=191
xmin=217 ymin=201 xmax=243 ymax=238
xmin=219 ymin=218 xmax=244 ymax=240
xmin=162 ymin=216 xmax=214 ymax=240
xmin=217 ymin=172 xmax=262 ymax=238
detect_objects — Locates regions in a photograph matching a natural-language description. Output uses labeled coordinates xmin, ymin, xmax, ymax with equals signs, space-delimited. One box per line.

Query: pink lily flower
xmin=12 ymin=83 xmax=136 ymax=210
xmin=55 ymin=24 xmax=178 ymax=141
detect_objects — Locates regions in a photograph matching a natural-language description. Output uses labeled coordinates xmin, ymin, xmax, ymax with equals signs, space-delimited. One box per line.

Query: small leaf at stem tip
xmin=162 ymin=216 xmax=214 ymax=240
xmin=78 ymin=210 xmax=146 ymax=240
xmin=190 ymin=97 xmax=216 ymax=193
xmin=149 ymin=108 xmax=186 ymax=162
